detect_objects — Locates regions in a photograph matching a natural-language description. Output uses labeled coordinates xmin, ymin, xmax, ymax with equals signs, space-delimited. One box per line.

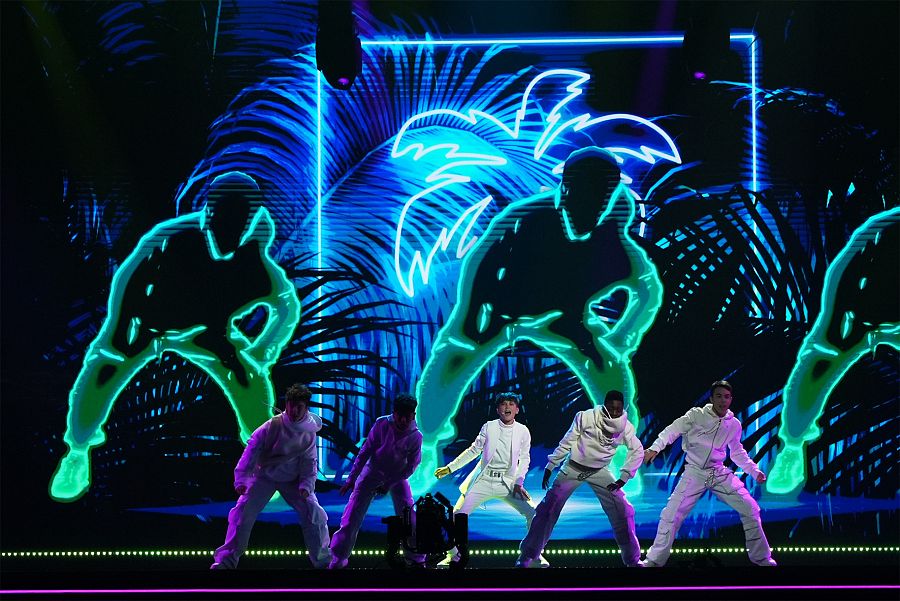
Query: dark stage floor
xmin=3 ymin=548 xmax=898 ymax=600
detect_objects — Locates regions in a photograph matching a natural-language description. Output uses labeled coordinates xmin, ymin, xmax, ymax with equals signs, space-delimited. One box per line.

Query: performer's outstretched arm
xmin=644 ymin=410 xmax=693 ymax=463
xmin=726 ymin=423 xmax=764 ymax=482
xmin=443 ymin=423 xmax=488 ymax=475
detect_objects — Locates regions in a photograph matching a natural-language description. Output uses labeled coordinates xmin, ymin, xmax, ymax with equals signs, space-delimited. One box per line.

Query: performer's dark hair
xmin=393 ymin=393 xmax=418 ymax=416
xmin=285 ymin=383 xmax=312 ymax=406
xmin=495 ymin=392 xmax=521 ymax=407
xmin=604 ymin=390 xmax=625 ymax=405
xmin=709 ymin=380 xmax=733 ymax=397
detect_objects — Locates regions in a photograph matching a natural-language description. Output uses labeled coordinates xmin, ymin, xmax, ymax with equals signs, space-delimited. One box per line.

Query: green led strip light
xmin=3 ymin=546 xmax=898 ymax=558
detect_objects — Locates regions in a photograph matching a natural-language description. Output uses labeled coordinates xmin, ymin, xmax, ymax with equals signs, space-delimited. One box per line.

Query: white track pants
xmin=330 ymin=474 xmax=423 ymax=562
xmin=645 ymin=465 xmax=772 ymax=566
xmin=213 ymin=477 xmax=331 ymax=568
xmin=519 ymin=463 xmax=640 ymax=566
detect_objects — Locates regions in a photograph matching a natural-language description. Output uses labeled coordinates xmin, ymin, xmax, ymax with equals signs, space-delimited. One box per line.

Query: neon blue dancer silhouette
xmin=768 ymin=206 xmax=899 ymax=494
xmin=412 ymin=147 xmax=663 ymax=493
xmin=50 ymin=172 xmax=301 ymax=502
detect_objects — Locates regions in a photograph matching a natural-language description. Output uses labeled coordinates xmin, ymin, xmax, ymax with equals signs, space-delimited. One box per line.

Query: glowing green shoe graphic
xmin=766 ymin=444 xmax=806 ymax=494
xmin=409 ymin=444 xmax=440 ymax=498
xmin=49 ymin=448 xmax=91 ymax=502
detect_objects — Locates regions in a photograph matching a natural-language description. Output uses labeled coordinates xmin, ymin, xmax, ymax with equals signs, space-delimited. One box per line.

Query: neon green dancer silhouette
xmin=768 ymin=206 xmax=899 ymax=494
xmin=49 ymin=172 xmax=301 ymax=502
xmin=412 ymin=148 xmax=663 ymax=493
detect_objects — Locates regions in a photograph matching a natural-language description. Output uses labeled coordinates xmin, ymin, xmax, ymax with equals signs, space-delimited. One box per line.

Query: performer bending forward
xmin=517 ymin=390 xmax=643 ymax=567
xmin=329 ymin=393 xmax=424 ymax=569
xmin=211 ymin=384 xmax=331 ymax=569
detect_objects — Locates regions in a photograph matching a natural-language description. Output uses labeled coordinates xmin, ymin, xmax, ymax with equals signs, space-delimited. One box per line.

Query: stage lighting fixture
xmin=681 ymin=14 xmax=732 ymax=83
xmin=316 ymin=0 xmax=362 ymax=90
xmin=383 ymin=493 xmax=468 ymax=569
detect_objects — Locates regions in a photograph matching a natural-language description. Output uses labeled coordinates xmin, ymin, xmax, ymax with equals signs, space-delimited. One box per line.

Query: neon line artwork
xmin=410 ymin=148 xmax=664 ymax=493
xmin=49 ymin=172 xmax=301 ymax=502
xmin=390 ymin=68 xmax=682 ymax=298
xmin=767 ymin=206 xmax=900 ymax=494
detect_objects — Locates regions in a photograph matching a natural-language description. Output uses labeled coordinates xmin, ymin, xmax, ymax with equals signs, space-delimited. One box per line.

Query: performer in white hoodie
xmin=434 ymin=392 xmax=546 ymax=567
xmin=640 ymin=380 xmax=776 ymax=567
xmin=517 ymin=390 xmax=644 ymax=568
xmin=211 ymin=383 xmax=331 ymax=569
xmin=329 ymin=393 xmax=424 ymax=569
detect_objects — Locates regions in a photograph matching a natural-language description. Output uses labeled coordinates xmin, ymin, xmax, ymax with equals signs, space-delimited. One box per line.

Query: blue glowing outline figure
xmin=767 ymin=206 xmax=900 ymax=494
xmin=390 ymin=68 xmax=681 ymax=297
xmin=410 ymin=148 xmax=664 ymax=494
xmin=49 ymin=172 xmax=301 ymax=502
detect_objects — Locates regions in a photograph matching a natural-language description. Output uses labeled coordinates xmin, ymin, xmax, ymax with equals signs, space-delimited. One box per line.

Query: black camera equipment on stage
xmin=382 ymin=492 xmax=469 ymax=570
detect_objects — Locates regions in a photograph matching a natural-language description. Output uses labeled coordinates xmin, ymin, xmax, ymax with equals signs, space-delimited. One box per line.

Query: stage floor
xmin=4 ymin=465 xmax=898 ymax=599
xmin=3 ymin=548 xmax=899 ymax=600
xmin=128 ymin=469 xmax=900 ymax=543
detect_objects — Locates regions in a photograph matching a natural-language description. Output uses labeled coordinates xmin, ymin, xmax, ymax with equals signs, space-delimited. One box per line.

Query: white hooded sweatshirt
xmin=347 ymin=415 xmax=423 ymax=488
xmin=234 ymin=412 xmax=322 ymax=493
xmin=647 ymin=404 xmax=762 ymax=478
xmin=545 ymin=406 xmax=644 ymax=482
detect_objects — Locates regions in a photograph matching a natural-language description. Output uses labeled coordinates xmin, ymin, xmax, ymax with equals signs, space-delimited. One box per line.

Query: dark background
xmin=2 ymin=0 xmax=897 ymax=554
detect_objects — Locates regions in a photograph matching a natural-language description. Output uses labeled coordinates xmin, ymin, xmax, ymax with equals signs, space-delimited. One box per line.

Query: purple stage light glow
xmin=692 ymin=70 xmax=708 ymax=80
xmin=3 ymin=585 xmax=899 ymax=595
xmin=338 ymin=77 xmax=351 ymax=86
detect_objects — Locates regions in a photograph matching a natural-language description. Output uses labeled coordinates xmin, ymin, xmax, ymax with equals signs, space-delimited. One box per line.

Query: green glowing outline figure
xmin=412 ymin=148 xmax=664 ymax=493
xmin=49 ymin=172 xmax=301 ymax=502
xmin=768 ymin=206 xmax=899 ymax=494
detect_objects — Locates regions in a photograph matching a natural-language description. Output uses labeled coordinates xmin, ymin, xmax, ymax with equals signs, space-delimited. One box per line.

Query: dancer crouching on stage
xmin=517 ymin=390 xmax=644 ymax=567
xmin=434 ymin=392 xmax=548 ymax=568
xmin=211 ymin=383 xmax=331 ymax=569
xmin=640 ymin=380 xmax=776 ymax=567
xmin=329 ymin=393 xmax=425 ymax=569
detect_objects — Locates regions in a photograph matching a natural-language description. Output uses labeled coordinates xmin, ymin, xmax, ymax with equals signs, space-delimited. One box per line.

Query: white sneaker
xmin=328 ymin=557 xmax=349 ymax=570
xmin=638 ymin=559 xmax=661 ymax=567
xmin=515 ymin=555 xmax=547 ymax=568
xmin=436 ymin=553 xmax=457 ymax=569
xmin=755 ymin=558 xmax=778 ymax=567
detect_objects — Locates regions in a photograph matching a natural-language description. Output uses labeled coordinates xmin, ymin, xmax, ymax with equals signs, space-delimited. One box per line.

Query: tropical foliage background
xmin=2 ymin=0 xmax=896 ymax=548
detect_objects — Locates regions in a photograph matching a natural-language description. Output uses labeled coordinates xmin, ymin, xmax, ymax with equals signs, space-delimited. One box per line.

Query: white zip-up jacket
xmin=348 ymin=415 xmax=423 ymax=487
xmin=447 ymin=419 xmax=531 ymax=492
xmin=234 ymin=412 xmax=322 ymax=493
xmin=647 ymin=404 xmax=762 ymax=478
xmin=546 ymin=407 xmax=644 ymax=482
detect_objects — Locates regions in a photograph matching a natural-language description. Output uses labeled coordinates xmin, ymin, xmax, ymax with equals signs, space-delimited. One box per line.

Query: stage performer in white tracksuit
xmin=517 ymin=390 xmax=644 ymax=568
xmin=640 ymin=380 xmax=776 ymax=567
xmin=434 ymin=392 xmax=547 ymax=567
xmin=329 ymin=393 xmax=424 ymax=569
xmin=211 ymin=383 xmax=331 ymax=569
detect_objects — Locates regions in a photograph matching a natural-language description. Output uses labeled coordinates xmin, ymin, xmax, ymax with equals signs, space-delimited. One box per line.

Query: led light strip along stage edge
xmin=2 ymin=586 xmax=898 ymax=596
xmin=313 ymin=32 xmax=760 ymax=474
xmin=3 ymin=546 xmax=897 ymax=558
